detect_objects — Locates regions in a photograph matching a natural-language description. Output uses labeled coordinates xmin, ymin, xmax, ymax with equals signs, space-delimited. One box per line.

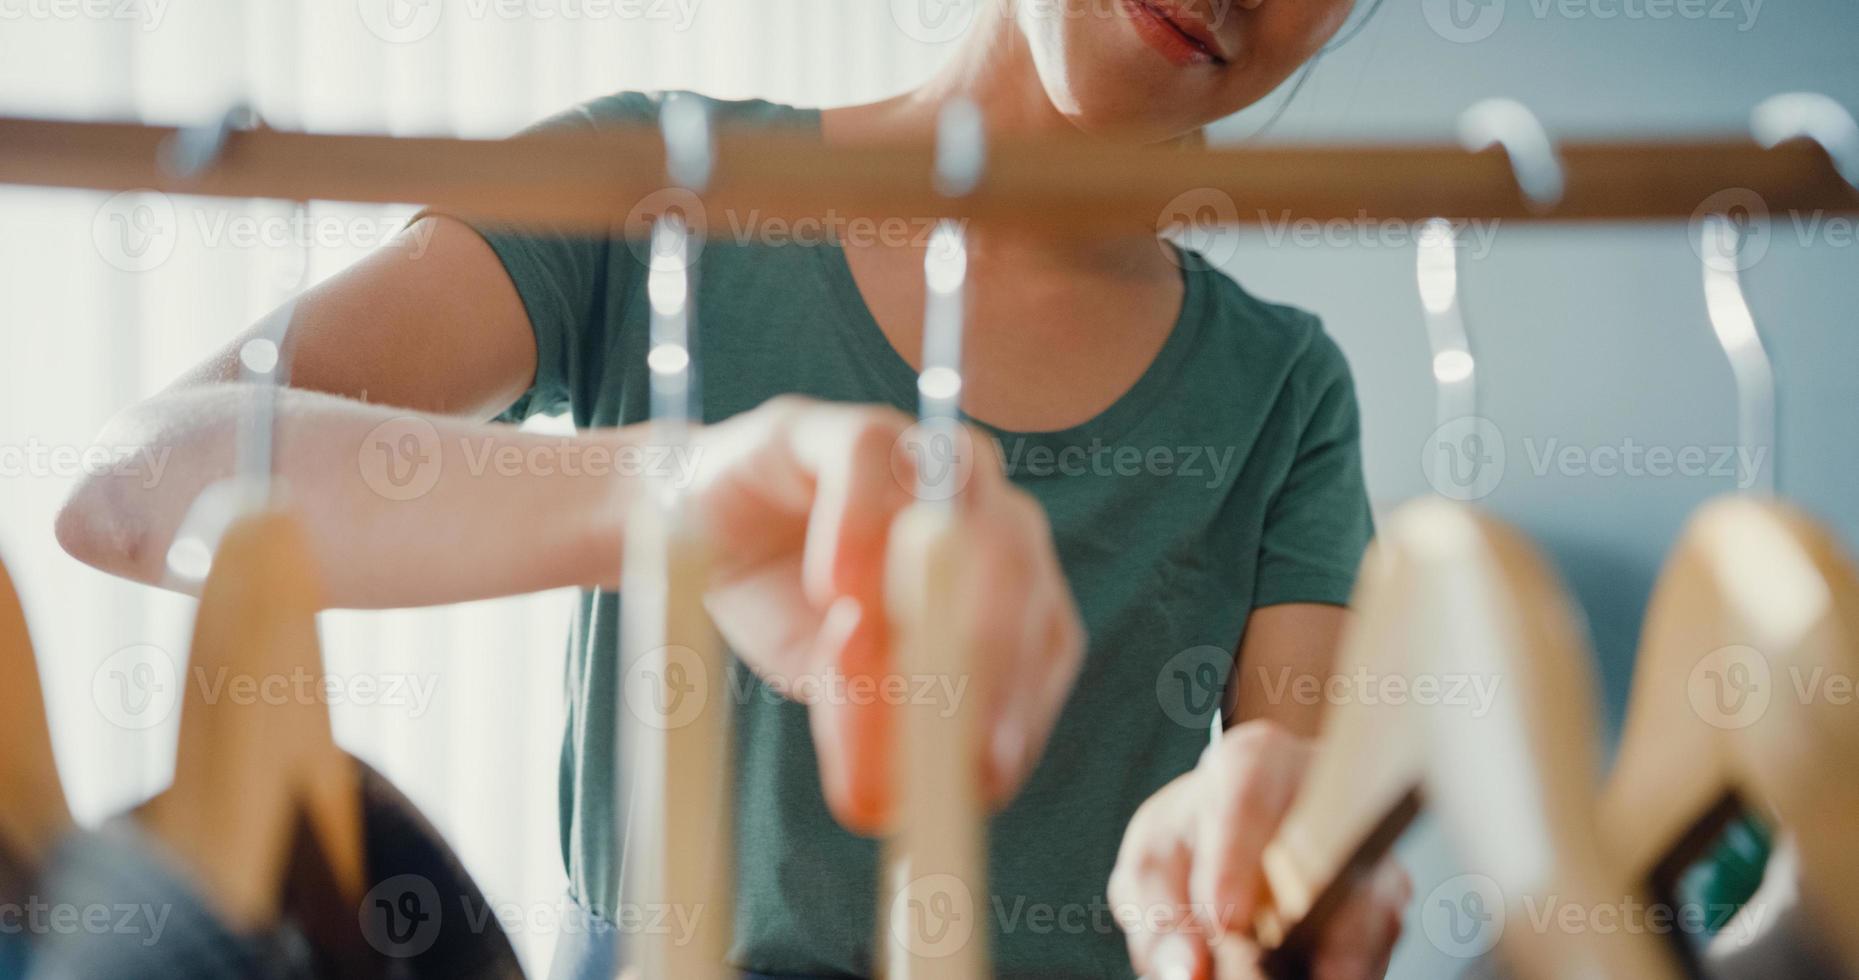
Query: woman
xmin=57 ymin=0 xmax=1407 ymax=977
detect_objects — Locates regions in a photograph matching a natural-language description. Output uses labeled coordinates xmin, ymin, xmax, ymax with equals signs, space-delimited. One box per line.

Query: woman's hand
xmin=686 ymin=395 xmax=1085 ymax=834
xmin=1108 ymin=721 xmax=1410 ymax=980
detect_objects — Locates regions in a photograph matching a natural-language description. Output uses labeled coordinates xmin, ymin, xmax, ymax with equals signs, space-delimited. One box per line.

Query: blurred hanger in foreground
xmin=621 ymin=92 xmax=734 ymax=980
xmin=1600 ymin=132 xmax=1859 ymax=971
xmin=880 ymin=98 xmax=991 ymax=980
xmin=0 ymin=550 xmax=73 ymax=874
xmin=1252 ymin=500 xmax=1683 ymax=980
xmin=1253 ymin=111 xmax=1682 ymax=976
xmin=134 ymin=107 xmax=367 ymax=938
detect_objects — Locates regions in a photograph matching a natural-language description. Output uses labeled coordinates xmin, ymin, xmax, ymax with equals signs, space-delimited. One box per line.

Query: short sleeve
xmin=1253 ymin=330 xmax=1375 ymax=609
xmin=423 ymin=93 xmax=660 ymax=423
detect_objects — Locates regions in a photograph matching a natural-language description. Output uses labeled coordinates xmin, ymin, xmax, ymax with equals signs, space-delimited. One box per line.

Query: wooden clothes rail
xmin=2 ymin=115 xmax=1858 ymax=233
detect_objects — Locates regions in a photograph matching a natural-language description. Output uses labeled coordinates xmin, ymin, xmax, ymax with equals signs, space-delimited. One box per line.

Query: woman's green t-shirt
xmin=462 ymin=92 xmax=1374 ymax=978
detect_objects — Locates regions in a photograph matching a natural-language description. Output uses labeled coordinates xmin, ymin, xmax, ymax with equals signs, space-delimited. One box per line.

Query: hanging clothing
xmin=350 ymin=757 xmax=526 ymax=980
xmin=26 ymin=823 xmax=310 ymax=980
xmin=1 ymin=840 xmax=40 ymax=979
xmin=448 ymin=91 xmax=1374 ymax=979
xmin=26 ymin=756 xmax=525 ymax=980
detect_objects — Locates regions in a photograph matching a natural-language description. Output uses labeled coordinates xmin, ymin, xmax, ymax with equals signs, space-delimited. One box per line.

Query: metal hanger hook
xmin=1698 ymin=213 xmax=1777 ymax=497
xmin=661 ymin=92 xmax=714 ymax=192
xmin=160 ymin=103 xmax=262 ymax=182
xmin=1751 ymin=92 xmax=1859 ymax=192
xmin=934 ymin=98 xmax=986 ymax=199
xmin=1459 ymin=98 xmax=1566 ymax=215
xmin=1416 ymin=218 xmax=1477 ymax=430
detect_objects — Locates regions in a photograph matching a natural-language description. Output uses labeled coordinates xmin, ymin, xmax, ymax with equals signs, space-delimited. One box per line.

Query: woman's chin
xmin=1053 ymin=80 xmax=1220 ymax=142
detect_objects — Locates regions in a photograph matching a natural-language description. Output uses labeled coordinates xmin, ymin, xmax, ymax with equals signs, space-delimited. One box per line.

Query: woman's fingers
xmin=1189 ymin=722 xmax=1312 ymax=933
xmin=815 ymin=414 xmax=1078 ymax=817
xmin=786 ymin=401 xmax=913 ymax=607
xmin=976 ymin=490 xmax=1085 ymax=804
xmin=1111 ymin=713 xmax=1411 ymax=980
xmin=1309 ymin=855 xmax=1410 ymax=980
xmin=807 ymin=593 xmax=893 ymax=834
xmin=1109 ymin=775 xmax=1211 ymax=980
xmin=699 ymin=397 xmax=1081 ymax=831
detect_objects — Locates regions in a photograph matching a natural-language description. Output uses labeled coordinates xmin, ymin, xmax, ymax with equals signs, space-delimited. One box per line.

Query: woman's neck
xmin=821 ymin=2 xmax=1181 ymax=280
xmin=829 ymin=2 xmax=1068 ymax=142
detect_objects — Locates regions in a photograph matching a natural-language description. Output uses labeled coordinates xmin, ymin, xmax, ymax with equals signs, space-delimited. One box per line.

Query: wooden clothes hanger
xmin=1601 ymin=498 xmax=1859 ymax=974
xmin=1251 ymin=500 xmax=1683 ymax=980
xmin=134 ymin=507 xmax=366 ymax=933
xmin=621 ymin=93 xmax=734 ymax=980
xmin=1256 ymin=112 xmax=1681 ymax=977
xmin=132 ymin=108 xmax=367 ymax=935
xmin=879 ymin=100 xmax=992 ymax=980
xmin=1602 ymin=102 xmax=1859 ymax=971
xmin=0 ymin=549 xmax=74 ymax=873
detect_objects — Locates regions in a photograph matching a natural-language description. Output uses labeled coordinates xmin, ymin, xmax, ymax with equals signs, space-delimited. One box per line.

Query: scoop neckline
xmin=791 ymin=103 xmax=1212 ymax=450
xmin=816 ymin=241 xmax=1209 ymax=451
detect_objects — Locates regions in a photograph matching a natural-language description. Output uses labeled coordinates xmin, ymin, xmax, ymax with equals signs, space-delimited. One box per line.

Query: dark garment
xmin=26 ymin=823 xmax=306 ymax=980
xmin=1 ymin=840 xmax=38 ymax=979
xmin=350 ymin=757 xmax=526 ymax=980
xmin=27 ymin=756 xmax=524 ymax=980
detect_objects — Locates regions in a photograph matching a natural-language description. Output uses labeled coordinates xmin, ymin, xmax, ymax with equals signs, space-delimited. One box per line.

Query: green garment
xmin=460 ymin=92 xmax=1373 ymax=979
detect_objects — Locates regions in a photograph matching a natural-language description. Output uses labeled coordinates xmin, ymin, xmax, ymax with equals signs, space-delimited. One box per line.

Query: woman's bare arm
xmin=56 ymin=215 xmax=633 ymax=607
xmin=1231 ymin=602 xmax=1351 ymax=736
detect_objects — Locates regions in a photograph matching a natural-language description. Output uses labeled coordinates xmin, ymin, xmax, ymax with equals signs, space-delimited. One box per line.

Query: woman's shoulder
xmin=526 ymin=90 xmax=819 ymax=134
xmin=1176 ymin=246 xmax=1351 ymax=385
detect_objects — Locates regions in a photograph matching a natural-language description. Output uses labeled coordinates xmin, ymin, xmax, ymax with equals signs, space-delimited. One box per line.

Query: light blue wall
xmin=1201 ymin=4 xmax=1857 ymax=975
xmin=1212 ymin=0 xmax=1859 ymax=724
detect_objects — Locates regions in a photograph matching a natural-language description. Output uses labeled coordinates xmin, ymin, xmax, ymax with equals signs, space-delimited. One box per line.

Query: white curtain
xmin=0 ymin=2 xmax=952 ymax=973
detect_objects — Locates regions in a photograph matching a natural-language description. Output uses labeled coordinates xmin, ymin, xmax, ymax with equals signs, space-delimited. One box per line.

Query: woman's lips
xmin=1119 ymin=0 xmax=1229 ymax=68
